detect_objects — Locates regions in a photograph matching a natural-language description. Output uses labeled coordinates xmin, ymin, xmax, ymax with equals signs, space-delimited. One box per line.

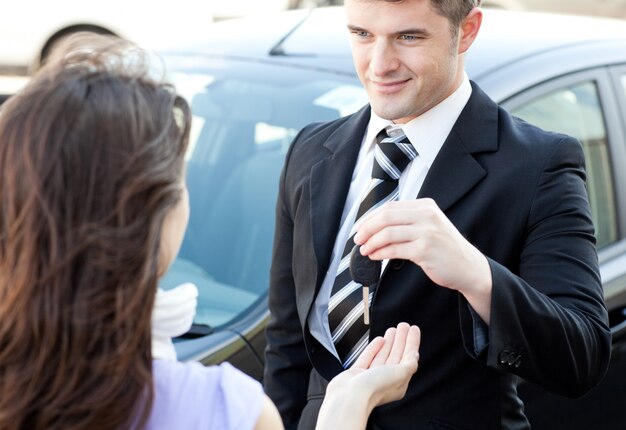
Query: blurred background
xmin=1 ymin=0 xmax=626 ymax=84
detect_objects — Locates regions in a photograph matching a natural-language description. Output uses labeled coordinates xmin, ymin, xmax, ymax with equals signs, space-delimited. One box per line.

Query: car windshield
xmin=159 ymin=55 xmax=367 ymax=329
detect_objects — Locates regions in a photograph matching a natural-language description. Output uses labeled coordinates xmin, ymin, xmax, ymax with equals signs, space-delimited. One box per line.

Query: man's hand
xmin=354 ymin=199 xmax=492 ymax=323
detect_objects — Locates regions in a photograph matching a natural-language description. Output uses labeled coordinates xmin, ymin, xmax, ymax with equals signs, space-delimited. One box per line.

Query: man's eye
xmin=399 ymin=34 xmax=419 ymax=41
xmin=352 ymin=30 xmax=370 ymax=38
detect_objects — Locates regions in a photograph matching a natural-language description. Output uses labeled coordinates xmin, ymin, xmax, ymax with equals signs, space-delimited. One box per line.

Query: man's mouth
xmin=370 ymin=79 xmax=410 ymax=94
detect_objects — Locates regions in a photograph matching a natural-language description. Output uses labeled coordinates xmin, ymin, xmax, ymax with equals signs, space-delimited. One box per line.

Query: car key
xmin=349 ymin=245 xmax=382 ymax=325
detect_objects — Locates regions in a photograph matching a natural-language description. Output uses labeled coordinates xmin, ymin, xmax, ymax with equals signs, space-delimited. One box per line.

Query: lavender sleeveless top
xmin=145 ymin=360 xmax=264 ymax=430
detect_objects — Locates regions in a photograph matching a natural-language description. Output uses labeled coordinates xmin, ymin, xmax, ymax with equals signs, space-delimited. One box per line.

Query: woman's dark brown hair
xmin=0 ymin=34 xmax=191 ymax=429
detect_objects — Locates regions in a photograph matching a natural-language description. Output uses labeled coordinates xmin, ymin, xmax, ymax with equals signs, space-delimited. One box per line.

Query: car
xmin=207 ymin=0 xmax=341 ymax=21
xmin=0 ymin=0 xmax=215 ymax=75
xmin=160 ymin=6 xmax=626 ymax=428
xmin=482 ymin=0 xmax=626 ymax=20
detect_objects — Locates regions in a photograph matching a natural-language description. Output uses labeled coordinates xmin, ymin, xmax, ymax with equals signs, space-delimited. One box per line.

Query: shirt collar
xmin=363 ymin=74 xmax=472 ymax=168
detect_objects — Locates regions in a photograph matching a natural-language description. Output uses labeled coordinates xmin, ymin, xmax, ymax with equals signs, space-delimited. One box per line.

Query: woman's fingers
xmin=353 ymin=336 xmax=385 ymax=369
xmin=370 ymin=327 xmax=396 ymax=367
xmin=401 ymin=325 xmax=421 ymax=372
xmin=387 ymin=322 xmax=411 ymax=364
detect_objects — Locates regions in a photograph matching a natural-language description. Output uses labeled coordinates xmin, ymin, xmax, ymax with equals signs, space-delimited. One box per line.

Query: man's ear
xmin=458 ymin=8 xmax=483 ymax=54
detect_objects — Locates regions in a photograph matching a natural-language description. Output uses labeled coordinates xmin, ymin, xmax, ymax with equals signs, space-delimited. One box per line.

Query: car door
xmin=500 ymin=67 xmax=626 ymax=430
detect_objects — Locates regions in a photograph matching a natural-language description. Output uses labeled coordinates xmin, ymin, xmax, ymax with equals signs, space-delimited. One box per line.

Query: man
xmin=264 ymin=1 xmax=611 ymax=429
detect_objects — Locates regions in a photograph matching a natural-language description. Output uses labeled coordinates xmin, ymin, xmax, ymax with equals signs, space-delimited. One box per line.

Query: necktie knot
xmin=372 ymin=128 xmax=417 ymax=181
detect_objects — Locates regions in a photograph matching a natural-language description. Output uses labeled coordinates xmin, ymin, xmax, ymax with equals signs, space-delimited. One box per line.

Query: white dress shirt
xmin=308 ymin=75 xmax=473 ymax=358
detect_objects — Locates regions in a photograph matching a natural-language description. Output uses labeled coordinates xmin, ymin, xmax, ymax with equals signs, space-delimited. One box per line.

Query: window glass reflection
xmin=512 ymin=81 xmax=617 ymax=248
xmin=160 ymin=65 xmax=367 ymax=328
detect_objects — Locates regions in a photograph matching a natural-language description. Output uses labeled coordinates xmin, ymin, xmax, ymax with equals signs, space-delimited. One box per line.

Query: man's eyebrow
xmin=346 ymin=24 xmax=431 ymax=37
xmin=393 ymin=28 xmax=431 ymax=37
xmin=347 ymin=24 xmax=368 ymax=32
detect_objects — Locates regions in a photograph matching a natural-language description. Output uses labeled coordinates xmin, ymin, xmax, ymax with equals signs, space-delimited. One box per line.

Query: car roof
xmin=173 ymin=7 xmax=626 ymax=78
xmin=465 ymin=9 xmax=626 ymax=78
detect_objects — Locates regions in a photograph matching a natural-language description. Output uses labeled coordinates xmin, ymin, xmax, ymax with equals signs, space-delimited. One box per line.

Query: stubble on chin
xmin=369 ymin=98 xmax=416 ymax=123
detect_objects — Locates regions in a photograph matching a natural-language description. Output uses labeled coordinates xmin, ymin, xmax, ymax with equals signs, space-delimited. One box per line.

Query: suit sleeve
xmin=263 ymin=136 xmax=312 ymax=430
xmin=460 ymin=136 xmax=611 ymax=397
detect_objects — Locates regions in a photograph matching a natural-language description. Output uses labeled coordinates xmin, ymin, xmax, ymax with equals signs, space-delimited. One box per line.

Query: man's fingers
xmin=358 ymin=225 xmax=418 ymax=257
xmin=354 ymin=204 xmax=417 ymax=245
xmin=367 ymin=240 xmax=426 ymax=263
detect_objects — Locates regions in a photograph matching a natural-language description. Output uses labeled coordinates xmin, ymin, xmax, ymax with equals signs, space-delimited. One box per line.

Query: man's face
xmin=345 ymin=0 xmax=463 ymax=123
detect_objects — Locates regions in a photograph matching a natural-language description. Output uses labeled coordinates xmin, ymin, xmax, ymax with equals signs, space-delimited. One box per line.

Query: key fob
xmin=349 ymin=245 xmax=382 ymax=285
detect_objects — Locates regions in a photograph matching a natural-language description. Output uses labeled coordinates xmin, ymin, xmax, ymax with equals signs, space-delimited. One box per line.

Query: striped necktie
xmin=328 ymin=127 xmax=417 ymax=368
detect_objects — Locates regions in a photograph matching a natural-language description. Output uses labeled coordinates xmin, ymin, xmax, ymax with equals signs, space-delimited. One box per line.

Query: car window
xmin=511 ymin=81 xmax=618 ymax=249
xmin=159 ymin=60 xmax=367 ymax=330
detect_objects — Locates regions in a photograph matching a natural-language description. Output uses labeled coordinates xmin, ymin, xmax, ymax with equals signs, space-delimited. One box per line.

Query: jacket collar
xmin=417 ymin=82 xmax=498 ymax=212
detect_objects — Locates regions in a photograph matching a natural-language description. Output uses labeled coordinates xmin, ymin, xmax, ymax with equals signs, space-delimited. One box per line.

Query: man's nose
xmin=370 ymin=40 xmax=399 ymax=77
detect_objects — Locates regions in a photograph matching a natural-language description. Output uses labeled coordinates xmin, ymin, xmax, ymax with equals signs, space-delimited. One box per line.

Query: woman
xmin=0 ymin=34 xmax=420 ymax=430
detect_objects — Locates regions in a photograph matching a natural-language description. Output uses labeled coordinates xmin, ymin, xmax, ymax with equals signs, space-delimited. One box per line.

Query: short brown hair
xmin=431 ymin=0 xmax=481 ymax=31
xmin=0 ymin=34 xmax=191 ymax=430
xmin=374 ymin=0 xmax=481 ymax=35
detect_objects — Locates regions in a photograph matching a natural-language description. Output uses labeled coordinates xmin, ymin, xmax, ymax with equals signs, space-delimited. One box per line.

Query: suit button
xmin=392 ymin=260 xmax=405 ymax=270
xmin=507 ymin=354 xmax=517 ymax=366
xmin=514 ymin=356 xmax=522 ymax=368
xmin=499 ymin=350 xmax=510 ymax=364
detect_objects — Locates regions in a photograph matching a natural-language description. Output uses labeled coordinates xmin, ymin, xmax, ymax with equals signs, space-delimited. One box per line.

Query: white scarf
xmin=151 ymin=282 xmax=198 ymax=361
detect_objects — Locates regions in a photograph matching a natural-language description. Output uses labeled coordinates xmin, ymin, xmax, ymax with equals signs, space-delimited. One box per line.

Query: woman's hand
xmin=316 ymin=323 xmax=421 ymax=430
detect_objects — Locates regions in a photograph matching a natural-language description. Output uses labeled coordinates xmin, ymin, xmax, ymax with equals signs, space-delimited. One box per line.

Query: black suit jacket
xmin=264 ymin=82 xmax=611 ymax=430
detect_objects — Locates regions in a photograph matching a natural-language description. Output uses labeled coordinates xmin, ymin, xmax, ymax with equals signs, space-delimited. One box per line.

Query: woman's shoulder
xmin=146 ymin=360 xmax=264 ymax=430
xmin=153 ymin=359 xmax=262 ymax=399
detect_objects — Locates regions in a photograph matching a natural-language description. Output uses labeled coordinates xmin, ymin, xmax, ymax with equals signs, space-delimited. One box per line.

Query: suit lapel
xmin=305 ymin=106 xmax=371 ymax=311
xmin=418 ymin=83 xmax=499 ymax=211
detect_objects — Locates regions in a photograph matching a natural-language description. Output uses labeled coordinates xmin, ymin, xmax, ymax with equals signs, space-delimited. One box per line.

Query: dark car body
xmin=162 ymin=7 xmax=626 ymax=429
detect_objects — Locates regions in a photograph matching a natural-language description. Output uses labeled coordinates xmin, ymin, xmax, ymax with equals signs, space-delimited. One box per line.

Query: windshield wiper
xmin=176 ymin=323 xmax=214 ymax=339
